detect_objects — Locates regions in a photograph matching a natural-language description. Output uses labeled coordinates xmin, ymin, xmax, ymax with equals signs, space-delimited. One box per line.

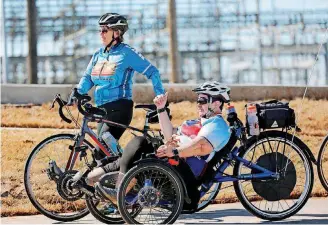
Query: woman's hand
xmin=165 ymin=134 xmax=180 ymax=147
xmin=156 ymin=144 xmax=174 ymax=158
xmin=153 ymin=92 xmax=168 ymax=109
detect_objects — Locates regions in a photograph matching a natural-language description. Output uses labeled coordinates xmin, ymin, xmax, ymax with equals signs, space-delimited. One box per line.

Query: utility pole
xmin=256 ymin=0 xmax=263 ymax=84
xmin=1 ymin=0 xmax=8 ymax=83
xmin=167 ymin=0 xmax=180 ymax=83
xmin=215 ymin=0 xmax=222 ymax=83
xmin=325 ymin=42 xmax=328 ymax=85
xmin=27 ymin=0 xmax=38 ymax=84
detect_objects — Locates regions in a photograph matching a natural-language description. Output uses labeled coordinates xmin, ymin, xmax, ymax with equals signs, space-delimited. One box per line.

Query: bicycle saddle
xmin=135 ymin=104 xmax=157 ymax=111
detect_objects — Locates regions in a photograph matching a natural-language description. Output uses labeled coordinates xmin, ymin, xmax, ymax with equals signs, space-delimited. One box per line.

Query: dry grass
xmin=1 ymin=98 xmax=328 ymax=217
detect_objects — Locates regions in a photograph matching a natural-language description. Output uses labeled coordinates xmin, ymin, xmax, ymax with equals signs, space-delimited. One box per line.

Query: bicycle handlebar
xmin=69 ymin=88 xmax=106 ymax=118
xmin=72 ymin=89 xmax=93 ymax=117
xmin=50 ymin=88 xmax=96 ymax=124
xmin=50 ymin=94 xmax=72 ymax=124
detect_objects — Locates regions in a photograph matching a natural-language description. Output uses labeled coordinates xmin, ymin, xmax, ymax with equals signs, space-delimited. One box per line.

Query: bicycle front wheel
xmin=24 ymin=133 xmax=93 ymax=222
xmin=317 ymin=135 xmax=328 ymax=192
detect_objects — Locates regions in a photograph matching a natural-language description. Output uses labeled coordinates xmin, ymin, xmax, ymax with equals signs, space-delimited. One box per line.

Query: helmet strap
xmin=104 ymin=33 xmax=120 ymax=53
xmin=202 ymin=96 xmax=213 ymax=119
xmin=203 ymin=96 xmax=222 ymax=119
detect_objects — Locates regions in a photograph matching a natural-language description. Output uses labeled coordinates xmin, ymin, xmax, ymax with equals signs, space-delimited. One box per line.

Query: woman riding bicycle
xmin=76 ymin=13 xmax=165 ymax=181
xmin=95 ymin=81 xmax=232 ymax=210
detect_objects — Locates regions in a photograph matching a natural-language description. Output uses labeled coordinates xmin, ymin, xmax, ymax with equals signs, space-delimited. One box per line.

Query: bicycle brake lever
xmin=50 ymin=98 xmax=56 ymax=110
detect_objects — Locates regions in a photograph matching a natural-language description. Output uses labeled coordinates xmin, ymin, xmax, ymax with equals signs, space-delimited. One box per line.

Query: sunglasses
xmin=98 ymin=28 xmax=111 ymax=34
xmin=197 ymin=97 xmax=209 ymax=105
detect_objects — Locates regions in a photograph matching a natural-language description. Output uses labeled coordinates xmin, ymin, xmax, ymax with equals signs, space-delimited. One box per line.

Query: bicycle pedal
xmin=73 ymin=179 xmax=95 ymax=197
xmin=47 ymin=160 xmax=63 ymax=181
xmin=46 ymin=168 xmax=59 ymax=181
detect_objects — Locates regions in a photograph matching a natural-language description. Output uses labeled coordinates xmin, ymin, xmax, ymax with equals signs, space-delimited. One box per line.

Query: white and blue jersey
xmin=177 ymin=115 xmax=231 ymax=178
xmin=77 ymin=43 xmax=165 ymax=106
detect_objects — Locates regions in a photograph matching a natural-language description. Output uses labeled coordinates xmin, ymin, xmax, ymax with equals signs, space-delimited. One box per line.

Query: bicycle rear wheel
xmin=234 ymin=131 xmax=313 ymax=221
xmin=24 ymin=133 xmax=93 ymax=221
xmin=317 ymin=135 xmax=328 ymax=192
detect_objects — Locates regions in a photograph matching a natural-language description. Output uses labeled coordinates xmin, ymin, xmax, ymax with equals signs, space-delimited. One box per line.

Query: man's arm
xmin=156 ymin=117 xmax=231 ymax=159
xmin=156 ymin=135 xmax=213 ymax=158
xmin=154 ymin=93 xmax=177 ymax=142
xmin=176 ymin=136 xmax=213 ymax=157
xmin=158 ymin=109 xmax=176 ymax=142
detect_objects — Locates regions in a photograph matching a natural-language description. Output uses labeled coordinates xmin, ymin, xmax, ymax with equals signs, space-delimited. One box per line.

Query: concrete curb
xmin=1 ymin=84 xmax=327 ymax=104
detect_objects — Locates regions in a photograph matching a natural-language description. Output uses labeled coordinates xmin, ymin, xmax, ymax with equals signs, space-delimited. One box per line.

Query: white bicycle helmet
xmin=192 ymin=81 xmax=231 ymax=103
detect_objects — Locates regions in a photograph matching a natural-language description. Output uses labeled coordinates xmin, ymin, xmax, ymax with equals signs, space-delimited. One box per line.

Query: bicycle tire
xmin=24 ymin=133 xmax=92 ymax=222
xmin=233 ymin=131 xmax=314 ymax=221
xmin=118 ymin=162 xmax=184 ymax=224
xmin=86 ymin=197 xmax=124 ymax=224
xmin=317 ymin=134 xmax=328 ymax=192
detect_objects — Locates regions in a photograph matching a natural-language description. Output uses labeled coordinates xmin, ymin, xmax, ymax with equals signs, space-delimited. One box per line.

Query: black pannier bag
xmin=255 ymin=100 xmax=296 ymax=130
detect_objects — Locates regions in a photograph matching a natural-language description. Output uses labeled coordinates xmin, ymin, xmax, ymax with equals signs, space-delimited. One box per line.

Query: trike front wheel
xmin=117 ymin=161 xmax=184 ymax=224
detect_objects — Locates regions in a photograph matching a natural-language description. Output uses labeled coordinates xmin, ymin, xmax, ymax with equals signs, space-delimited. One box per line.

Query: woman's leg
xmin=119 ymin=136 xmax=148 ymax=174
xmin=98 ymin=99 xmax=134 ymax=140
xmin=88 ymin=99 xmax=133 ymax=183
xmin=94 ymin=99 xmax=133 ymax=160
xmin=95 ymin=136 xmax=154 ymax=203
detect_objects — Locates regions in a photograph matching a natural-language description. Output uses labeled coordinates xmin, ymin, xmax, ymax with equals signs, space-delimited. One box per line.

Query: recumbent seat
xmin=199 ymin=129 xmax=238 ymax=184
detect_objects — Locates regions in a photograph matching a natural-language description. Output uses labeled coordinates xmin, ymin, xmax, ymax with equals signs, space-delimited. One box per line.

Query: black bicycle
xmin=24 ymin=88 xmax=165 ymax=222
xmin=116 ymin=114 xmax=316 ymax=224
xmin=317 ymin=134 xmax=328 ymax=192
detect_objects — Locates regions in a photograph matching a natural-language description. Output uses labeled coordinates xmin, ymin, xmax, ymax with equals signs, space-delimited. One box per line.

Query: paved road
xmin=2 ymin=198 xmax=327 ymax=224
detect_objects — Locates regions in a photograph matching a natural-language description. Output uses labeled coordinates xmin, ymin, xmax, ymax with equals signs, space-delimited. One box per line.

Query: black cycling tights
xmin=102 ymin=136 xmax=154 ymax=173
xmin=101 ymin=135 xmax=200 ymax=210
xmin=95 ymin=99 xmax=133 ymax=160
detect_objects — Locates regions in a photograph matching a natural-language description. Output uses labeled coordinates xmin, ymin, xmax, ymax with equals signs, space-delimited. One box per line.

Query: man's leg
xmin=176 ymin=160 xmax=201 ymax=210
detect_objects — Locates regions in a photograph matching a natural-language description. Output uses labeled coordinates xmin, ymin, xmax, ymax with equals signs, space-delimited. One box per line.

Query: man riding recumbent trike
xmin=94 ymin=82 xmax=314 ymax=224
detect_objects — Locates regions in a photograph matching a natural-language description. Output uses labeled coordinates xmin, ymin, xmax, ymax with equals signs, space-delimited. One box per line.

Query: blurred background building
xmin=1 ymin=0 xmax=328 ymax=85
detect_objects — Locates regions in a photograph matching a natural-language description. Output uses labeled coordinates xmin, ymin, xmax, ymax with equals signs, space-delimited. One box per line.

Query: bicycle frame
xmin=52 ymin=91 xmax=163 ymax=171
xmin=66 ymin=115 xmax=152 ymax=171
xmin=212 ymin=146 xmax=279 ymax=183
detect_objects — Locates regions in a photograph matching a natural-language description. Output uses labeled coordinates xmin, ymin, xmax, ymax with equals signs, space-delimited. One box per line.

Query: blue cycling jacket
xmin=77 ymin=43 xmax=165 ymax=106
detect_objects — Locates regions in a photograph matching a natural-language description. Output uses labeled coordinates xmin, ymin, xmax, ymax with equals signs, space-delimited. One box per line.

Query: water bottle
xmin=144 ymin=179 xmax=152 ymax=187
xmin=247 ymin=104 xmax=260 ymax=136
xmin=102 ymin=132 xmax=122 ymax=156
xmin=226 ymin=104 xmax=237 ymax=126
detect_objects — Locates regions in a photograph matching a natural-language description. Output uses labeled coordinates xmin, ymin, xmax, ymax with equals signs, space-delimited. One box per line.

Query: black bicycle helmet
xmin=98 ymin=13 xmax=128 ymax=35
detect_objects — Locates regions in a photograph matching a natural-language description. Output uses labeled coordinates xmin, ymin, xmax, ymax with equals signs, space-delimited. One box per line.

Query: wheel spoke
xmin=237 ymin=135 xmax=312 ymax=220
xmin=119 ymin=164 xmax=183 ymax=224
xmin=25 ymin=135 xmax=91 ymax=220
